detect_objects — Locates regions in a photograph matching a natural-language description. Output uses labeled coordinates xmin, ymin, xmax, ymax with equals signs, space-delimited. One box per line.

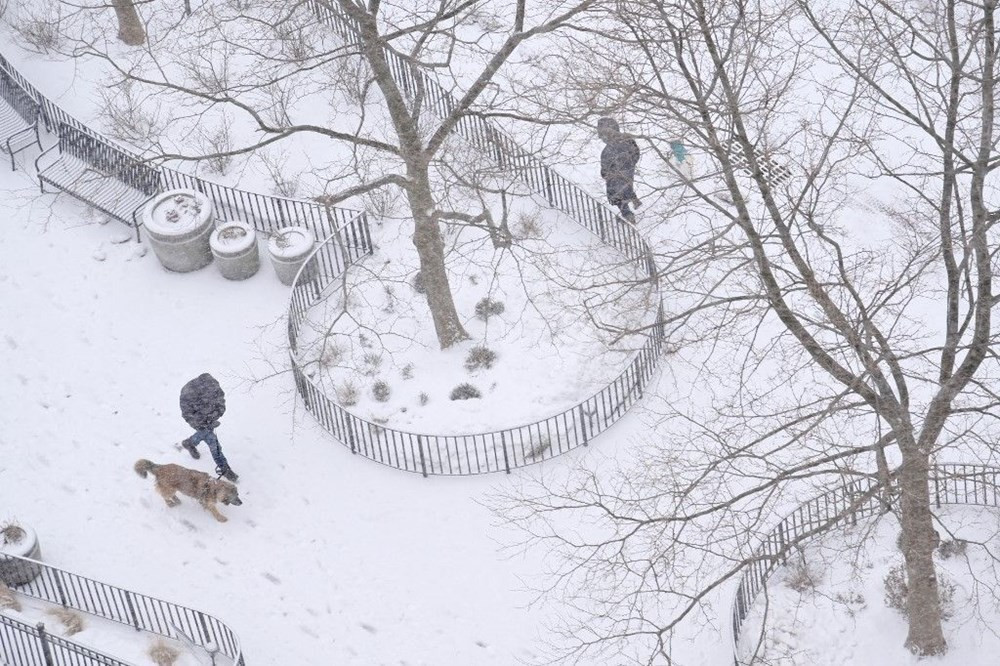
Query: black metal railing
xmin=730 ymin=463 xmax=1000 ymax=665
xmin=0 ymin=49 xmax=365 ymax=246
xmin=0 ymin=615 xmax=131 ymax=666
xmin=0 ymin=552 xmax=245 ymax=666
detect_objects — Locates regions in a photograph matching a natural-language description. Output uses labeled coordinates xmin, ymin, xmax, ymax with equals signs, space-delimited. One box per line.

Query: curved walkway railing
xmin=0 ymin=552 xmax=244 ymax=666
xmin=730 ymin=463 xmax=1000 ymax=665
xmin=0 ymin=51 xmax=367 ymax=244
xmin=284 ymin=3 xmax=667 ymax=475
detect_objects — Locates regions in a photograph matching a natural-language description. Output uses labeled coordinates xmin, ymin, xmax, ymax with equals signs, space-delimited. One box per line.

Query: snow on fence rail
xmin=0 ymin=552 xmax=245 ymax=666
xmin=730 ymin=463 xmax=1000 ymax=665
xmin=0 ymin=51 xmax=365 ymax=245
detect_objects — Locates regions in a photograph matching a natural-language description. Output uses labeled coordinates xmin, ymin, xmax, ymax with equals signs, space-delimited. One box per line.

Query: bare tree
xmin=111 ymin=0 xmax=144 ymax=45
xmin=491 ymin=0 xmax=1000 ymax=661
xmin=56 ymin=0 xmax=595 ymax=348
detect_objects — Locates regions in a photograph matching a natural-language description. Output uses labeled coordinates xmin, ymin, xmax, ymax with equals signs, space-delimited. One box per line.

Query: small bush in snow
xmin=937 ymin=538 xmax=968 ymax=560
xmin=319 ymin=344 xmax=343 ymax=369
xmin=148 ymin=639 xmax=180 ymax=666
xmin=46 ymin=607 xmax=84 ymax=636
xmin=514 ymin=213 xmax=542 ymax=239
xmin=372 ymin=381 xmax=391 ymax=403
xmin=361 ymin=353 xmax=383 ymax=377
xmin=336 ymin=381 xmax=359 ymax=407
xmin=784 ymin=551 xmax=817 ymax=593
xmin=450 ymin=383 xmax=481 ymax=401
xmin=400 ymin=363 xmax=414 ymax=380
xmin=418 ymin=392 xmax=429 ymax=406
xmin=411 ymin=271 xmax=426 ymax=294
xmin=13 ymin=8 xmax=63 ymax=54
xmin=474 ymin=298 xmax=505 ymax=321
xmin=464 ymin=346 xmax=498 ymax=372
xmin=358 ymin=333 xmax=372 ymax=349
xmin=0 ymin=582 xmax=21 ymax=612
xmin=884 ymin=563 xmax=955 ymax=620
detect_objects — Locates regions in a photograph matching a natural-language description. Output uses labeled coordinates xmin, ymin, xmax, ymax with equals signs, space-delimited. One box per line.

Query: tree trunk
xmin=111 ymin=0 xmax=145 ymax=46
xmin=406 ymin=175 xmax=469 ymax=349
xmin=898 ymin=451 xmax=947 ymax=656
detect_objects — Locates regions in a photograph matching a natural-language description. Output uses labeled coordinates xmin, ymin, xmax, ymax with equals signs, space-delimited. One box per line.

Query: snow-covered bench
xmin=0 ymin=66 xmax=42 ymax=171
xmin=35 ymin=122 xmax=162 ymax=240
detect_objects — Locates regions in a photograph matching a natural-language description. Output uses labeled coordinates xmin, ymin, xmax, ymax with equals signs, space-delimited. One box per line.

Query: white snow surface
xmin=0 ymin=169 xmax=580 ymax=665
xmin=738 ymin=507 xmax=1000 ymax=665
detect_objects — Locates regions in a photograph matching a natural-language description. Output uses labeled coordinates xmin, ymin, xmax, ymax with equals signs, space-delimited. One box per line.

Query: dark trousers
xmin=187 ymin=429 xmax=230 ymax=471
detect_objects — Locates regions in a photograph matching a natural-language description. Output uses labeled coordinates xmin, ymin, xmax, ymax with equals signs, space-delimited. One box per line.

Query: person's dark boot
xmin=181 ymin=439 xmax=200 ymax=459
xmin=219 ymin=467 xmax=239 ymax=483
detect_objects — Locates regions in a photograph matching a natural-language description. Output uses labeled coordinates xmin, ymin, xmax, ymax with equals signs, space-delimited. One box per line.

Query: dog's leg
xmin=156 ymin=481 xmax=181 ymax=507
xmin=202 ymin=499 xmax=228 ymax=523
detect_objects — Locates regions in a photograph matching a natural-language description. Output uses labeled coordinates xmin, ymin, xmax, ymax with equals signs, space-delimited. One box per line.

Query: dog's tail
xmin=134 ymin=459 xmax=158 ymax=478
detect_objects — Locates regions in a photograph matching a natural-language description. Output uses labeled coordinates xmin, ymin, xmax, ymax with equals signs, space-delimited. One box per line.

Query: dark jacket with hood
xmin=600 ymin=135 xmax=641 ymax=203
xmin=179 ymin=373 xmax=226 ymax=431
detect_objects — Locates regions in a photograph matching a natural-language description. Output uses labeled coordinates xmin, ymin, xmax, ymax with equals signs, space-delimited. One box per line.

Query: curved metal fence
xmin=281 ymin=0 xmax=668 ymax=475
xmin=730 ymin=463 xmax=1000 ymax=665
xmin=0 ymin=551 xmax=244 ymax=666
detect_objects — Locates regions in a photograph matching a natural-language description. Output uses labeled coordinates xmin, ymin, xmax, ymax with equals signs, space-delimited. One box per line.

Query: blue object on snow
xmin=670 ymin=141 xmax=687 ymax=163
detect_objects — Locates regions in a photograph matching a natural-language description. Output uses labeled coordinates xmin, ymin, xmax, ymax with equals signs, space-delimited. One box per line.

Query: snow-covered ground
xmin=0 ymin=166 xmax=593 ymax=665
xmin=738 ymin=506 xmax=1000 ymax=665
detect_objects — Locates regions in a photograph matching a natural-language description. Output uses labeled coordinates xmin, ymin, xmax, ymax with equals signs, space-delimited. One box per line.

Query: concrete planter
xmin=0 ymin=522 xmax=42 ymax=586
xmin=268 ymin=226 xmax=316 ymax=286
xmin=210 ymin=221 xmax=260 ymax=281
xmin=143 ymin=189 xmax=215 ymax=273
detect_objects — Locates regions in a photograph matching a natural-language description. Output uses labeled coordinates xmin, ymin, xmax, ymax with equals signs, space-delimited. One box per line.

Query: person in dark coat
xmin=179 ymin=373 xmax=238 ymax=482
xmin=597 ymin=117 xmax=642 ymax=223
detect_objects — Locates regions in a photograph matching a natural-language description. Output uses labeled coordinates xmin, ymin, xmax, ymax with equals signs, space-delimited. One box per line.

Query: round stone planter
xmin=268 ymin=226 xmax=316 ymax=286
xmin=143 ymin=189 xmax=215 ymax=273
xmin=0 ymin=522 xmax=42 ymax=587
xmin=210 ymin=221 xmax=260 ymax=281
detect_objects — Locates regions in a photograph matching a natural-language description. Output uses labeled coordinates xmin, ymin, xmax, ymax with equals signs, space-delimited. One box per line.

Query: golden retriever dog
xmin=134 ymin=459 xmax=242 ymax=523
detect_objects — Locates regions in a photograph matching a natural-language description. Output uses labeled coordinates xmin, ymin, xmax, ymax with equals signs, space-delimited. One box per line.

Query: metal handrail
xmin=0 ymin=550 xmax=245 ymax=665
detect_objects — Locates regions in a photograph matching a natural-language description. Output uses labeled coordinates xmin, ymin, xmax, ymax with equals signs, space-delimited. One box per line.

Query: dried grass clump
xmin=464 ymin=346 xmax=498 ymax=372
xmin=0 ymin=521 xmax=25 ymax=546
xmin=450 ymin=383 xmax=482 ymax=401
xmin=46 ymin=607 xmax=85 ymax=636
xmin=0 ymin=582 xmax=22 ymax=612
xmin=148 ymin=639 xmax=180 ymax=666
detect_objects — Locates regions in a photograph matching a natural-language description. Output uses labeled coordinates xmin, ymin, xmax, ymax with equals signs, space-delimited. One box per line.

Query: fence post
xmin=417 ymin=435 xmax=428 ymax=478
xmin=934 ymin=470 xmax=941 ymax=508
xmin=500 ymin=432 xmax=511 ymax=474
xmin=578 ymin=404 xmax=589 ymax=446
xmin=36 ymin=623 xmax=55 ymax=666
xmin=124 ymin=591 xmax=142 ymax=630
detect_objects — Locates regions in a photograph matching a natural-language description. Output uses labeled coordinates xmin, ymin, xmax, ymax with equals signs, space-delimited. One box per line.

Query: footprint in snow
xmin=299 ymin=625 xmax=319 ymax=639
xmin=92 ymin=249 xmax=107 ymax=262
xmin=179 ymin=519 xmax=198 ymax=532
xmin=360 ymin=623 xmax=377 ymax=634
xmin=4 ymin=336 xmax=16 ymax=350
xmin=261 ymin=572 xmax=281 ymax=585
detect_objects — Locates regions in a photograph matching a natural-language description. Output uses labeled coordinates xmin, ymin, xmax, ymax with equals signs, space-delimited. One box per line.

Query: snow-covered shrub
xmin=0 ymin=581 xmax=21 ymax=612
xmin=784 ymin=551 xmax=817 ymax=593
xmin=372 ymin=381 xmax=391 ymax=403
xmin=464 ymin=346 xmax=498 ymax=372
xmin=12 ymin=6 xmax=63 ymax=54
xmin=937 ymin=538 xmax=968 ymax=559
xmin=148 ymin=639 xmax=180 ymax=666
xmin=411 ymin=271 xmax=426 ymax=294
xmin=382 ymin=286 xmax=397 ymax=314
xmin=884 ymin=563 xmax=956 ymax=620
xmin=336 ymin=381 xmax=359 ymax=407
xmin=514 ymin=212 xmax=542 ymax=239
xmin=199 ymin=118 xmax=235 ymax=176
xmin=101 ymin=80 xmax=165 ymax=147
xmin=450 ymin=383 xmax=482 ymax=401
xmin=400 ymin=363 xmax=414 ymax=380
xmin=418 ymin=392 xmax=429 ymax=406
xmin=319 ymin=344 xmax=343 ymax=369
xmin=474 ymin=297 xmax=505 ymax=321
xmin=46 ymin=607 xmax=84 ymax=636
xmin=361 ymin=353 xmax=383 ymax=377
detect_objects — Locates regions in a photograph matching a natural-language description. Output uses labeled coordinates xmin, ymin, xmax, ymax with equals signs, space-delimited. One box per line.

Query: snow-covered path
xmin=0 ymin=167 xmax=563 ymax=665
